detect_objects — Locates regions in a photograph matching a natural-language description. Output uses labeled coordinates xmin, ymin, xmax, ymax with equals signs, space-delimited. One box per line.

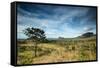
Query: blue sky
xmin=17 ymin=3 xmax=97 ymax=39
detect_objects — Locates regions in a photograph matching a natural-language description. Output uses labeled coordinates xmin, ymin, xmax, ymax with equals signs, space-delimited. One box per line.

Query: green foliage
xmin=24 ymin=27 xmax=46 ymax=42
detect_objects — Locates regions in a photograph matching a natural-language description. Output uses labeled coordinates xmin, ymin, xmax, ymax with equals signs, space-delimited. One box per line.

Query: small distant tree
xmin=24 ymin=27 xmax=46 ymax=57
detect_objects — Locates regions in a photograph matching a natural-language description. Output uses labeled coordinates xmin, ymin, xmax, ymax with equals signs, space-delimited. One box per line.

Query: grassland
xmin=17 ymin=36 xmax=97 ymax=65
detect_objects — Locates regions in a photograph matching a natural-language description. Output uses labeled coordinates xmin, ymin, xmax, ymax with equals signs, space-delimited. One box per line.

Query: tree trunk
xmin=34 ymin=42 xmax=37 ymax=57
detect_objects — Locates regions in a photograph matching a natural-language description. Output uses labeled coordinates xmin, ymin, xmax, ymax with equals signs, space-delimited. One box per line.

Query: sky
xmin=17 ymin=3 xmax=97 ymax=39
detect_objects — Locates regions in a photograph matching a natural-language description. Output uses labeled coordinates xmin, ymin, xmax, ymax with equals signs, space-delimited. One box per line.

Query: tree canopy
xmin=24 ymin=27 xmax=46 ymax=42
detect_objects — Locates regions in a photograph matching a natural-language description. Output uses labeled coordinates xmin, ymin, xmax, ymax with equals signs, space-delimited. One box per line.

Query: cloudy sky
xmin=17 ymin=3 xmax=97 ymax=39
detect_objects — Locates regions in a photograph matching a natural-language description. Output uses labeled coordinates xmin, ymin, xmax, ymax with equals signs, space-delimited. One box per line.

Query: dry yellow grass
xmin=17 ymin=37 xmax=96 ymax=65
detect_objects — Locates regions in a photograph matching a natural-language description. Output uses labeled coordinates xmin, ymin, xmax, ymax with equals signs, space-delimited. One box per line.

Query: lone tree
xmin=24 ymin=27 xmax=46 ymax=57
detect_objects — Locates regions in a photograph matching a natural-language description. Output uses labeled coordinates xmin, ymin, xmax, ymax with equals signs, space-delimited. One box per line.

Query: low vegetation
xmin=17 ymin=36 xmax=96 ymax=65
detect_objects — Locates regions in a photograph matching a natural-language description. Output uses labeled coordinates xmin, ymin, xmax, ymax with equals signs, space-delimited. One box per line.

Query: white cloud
xmin=83 ymin=27 xmax=94 ymax=32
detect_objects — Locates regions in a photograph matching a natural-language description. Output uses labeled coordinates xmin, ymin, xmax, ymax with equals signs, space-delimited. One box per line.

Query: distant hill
xmin=77 ymin=32 xmax=96 ymax=38
xmin=47 ymin=38 xmax=58 ymax=40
